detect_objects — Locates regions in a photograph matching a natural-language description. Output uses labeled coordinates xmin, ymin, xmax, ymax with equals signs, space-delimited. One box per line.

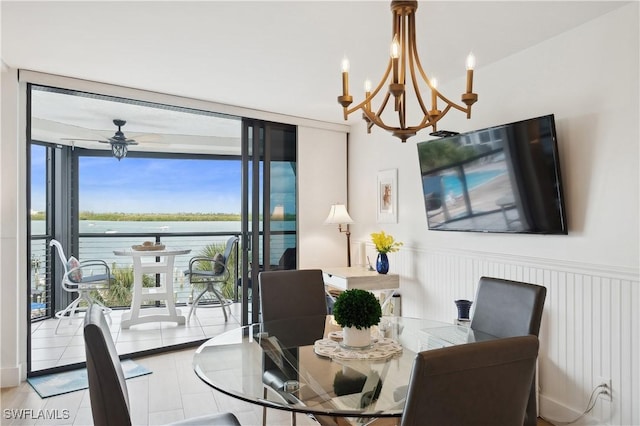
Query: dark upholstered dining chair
xmin=258 ymin=269 xmax=329 ymax=426
xmin=469 ymin=276 xmax=547 ymax=426
xmin=401 ymin=335 xmax=539 ymax=426
xmin=258 ymin=269 xmax=328 ymax=322
xmin=83 ymin=304 xmax=241 ymax=426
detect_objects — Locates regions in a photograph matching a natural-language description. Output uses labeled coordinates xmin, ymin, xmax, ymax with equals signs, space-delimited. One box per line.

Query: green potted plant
xmin=333 ymin=289 xmax=382 ymax=348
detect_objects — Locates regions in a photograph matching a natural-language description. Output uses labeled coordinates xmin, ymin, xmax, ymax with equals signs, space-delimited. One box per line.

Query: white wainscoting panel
xmin=360 ymin=242 xmax=639 ymax=426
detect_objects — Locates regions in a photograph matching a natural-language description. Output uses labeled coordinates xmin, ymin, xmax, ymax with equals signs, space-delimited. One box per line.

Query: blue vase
xmin=376 ymin=253 xmax=389 ymax=274
xmin=455 ymin=299 xmax=473 ymax=320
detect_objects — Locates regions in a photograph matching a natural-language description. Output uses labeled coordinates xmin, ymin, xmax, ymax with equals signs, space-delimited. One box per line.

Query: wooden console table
xmin=322 ymin=266 xmax=400 ymax=313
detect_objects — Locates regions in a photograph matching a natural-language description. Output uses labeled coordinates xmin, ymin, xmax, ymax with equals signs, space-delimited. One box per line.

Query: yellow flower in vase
xmin=370 ymin=231 xmax=402 ymax=274
xmin=370 ymin=231 xmax=403 ymax=254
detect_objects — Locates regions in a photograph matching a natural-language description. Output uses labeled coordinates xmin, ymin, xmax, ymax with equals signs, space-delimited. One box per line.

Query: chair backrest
xmin=222 ymin=236 xmax=239 ymax=262
xmin=401 ymin=335 xmax=539 ymax=426
xmin=470 ymin=276 xmax=547 ymax=338
xmin=277 ymin=247 xmax=297 ymax=270
xmin=50 ymin=239 xmax=69 ymax=275
xmin=258 ymin=269 xmax=327 ymax=322
xmin=84 ymin=304 xmax=132 ymax=426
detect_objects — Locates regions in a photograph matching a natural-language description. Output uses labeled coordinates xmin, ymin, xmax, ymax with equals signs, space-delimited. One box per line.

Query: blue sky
xmin=31 ymin=145 xmax=296 ymax=214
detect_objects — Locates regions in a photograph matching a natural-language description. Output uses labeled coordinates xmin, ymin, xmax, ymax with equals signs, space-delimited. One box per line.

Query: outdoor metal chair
xmin=185 ymin=236 xmax=238 ymax=322
xmin=50 ymin=239 xmax=112 ymax=334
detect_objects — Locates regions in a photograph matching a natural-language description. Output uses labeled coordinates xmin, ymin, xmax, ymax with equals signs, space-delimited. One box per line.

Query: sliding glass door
xmin=26 ymin=83 xmax=297 ymax=373
xmin=241 ymin=120 xmax=297 ymax=325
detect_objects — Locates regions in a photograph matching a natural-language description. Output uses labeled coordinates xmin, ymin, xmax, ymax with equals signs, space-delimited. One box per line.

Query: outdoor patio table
xmin=113 ymin=247 xmax=191 ymax=328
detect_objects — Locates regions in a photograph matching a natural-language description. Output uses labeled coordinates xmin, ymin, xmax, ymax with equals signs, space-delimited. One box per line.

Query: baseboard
xmin=539 ymin=394 xmax=610 ymax=426
xmin=1 ymin=366 xmax=22 ymax=388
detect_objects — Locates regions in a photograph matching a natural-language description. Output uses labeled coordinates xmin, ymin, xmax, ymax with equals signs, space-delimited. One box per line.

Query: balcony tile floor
xmin=30 ymin=303 xmax=242 ymax=372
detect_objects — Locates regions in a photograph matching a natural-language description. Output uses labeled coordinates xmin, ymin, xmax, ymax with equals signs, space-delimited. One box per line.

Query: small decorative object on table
xmin=455 ymin=299 xmax=473 ymax=320
xmin=370 ymin=230 xmax=402 ymax=275
xmin=333 ymin=289 xmax=382 ymax=348
xmin=132 ymin=241 xmax=166 ymax=251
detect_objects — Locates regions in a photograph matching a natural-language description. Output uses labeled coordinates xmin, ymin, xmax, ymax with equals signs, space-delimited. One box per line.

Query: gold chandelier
xmin=337 ymin=0 xmax=478 ymax=142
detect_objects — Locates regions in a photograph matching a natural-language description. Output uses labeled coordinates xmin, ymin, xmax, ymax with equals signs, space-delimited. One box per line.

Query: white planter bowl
xmin=342 ymin=326 xmax=371 ymax=348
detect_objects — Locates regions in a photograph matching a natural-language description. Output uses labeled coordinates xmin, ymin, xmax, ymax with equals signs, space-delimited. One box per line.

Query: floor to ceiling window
xmin=27 ymin=84 xmax=297 ymax=374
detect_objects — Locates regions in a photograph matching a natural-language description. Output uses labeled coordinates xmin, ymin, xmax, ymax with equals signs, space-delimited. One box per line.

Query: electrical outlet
xmin=597 ymin=376 xmax=612 ymax=401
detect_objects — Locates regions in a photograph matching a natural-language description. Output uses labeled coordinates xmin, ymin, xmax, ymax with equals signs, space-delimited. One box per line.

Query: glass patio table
xmin=193 ymin=315 xmax=497 ymax=420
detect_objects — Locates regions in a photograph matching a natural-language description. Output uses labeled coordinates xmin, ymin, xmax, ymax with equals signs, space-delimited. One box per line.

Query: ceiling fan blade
xmin=60 ymin=138 xmax=106 ymax=142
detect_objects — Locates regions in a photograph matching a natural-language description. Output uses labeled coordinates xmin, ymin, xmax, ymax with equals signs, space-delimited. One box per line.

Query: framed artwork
xmin=376 ymin=169 xmax=398 ymax=223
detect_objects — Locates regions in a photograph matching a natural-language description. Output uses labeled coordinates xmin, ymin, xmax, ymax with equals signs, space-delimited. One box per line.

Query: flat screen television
xmin=417 ymin=114 xmax=567 ymax=234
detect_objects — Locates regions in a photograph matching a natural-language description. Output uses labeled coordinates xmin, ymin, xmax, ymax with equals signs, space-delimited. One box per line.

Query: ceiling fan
xmin=62 ymin=119 xmax=139 ymax=160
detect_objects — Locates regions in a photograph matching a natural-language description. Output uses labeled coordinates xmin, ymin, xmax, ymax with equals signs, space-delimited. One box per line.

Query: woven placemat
xmin=314 ymin=338 xmax=402 ymax=361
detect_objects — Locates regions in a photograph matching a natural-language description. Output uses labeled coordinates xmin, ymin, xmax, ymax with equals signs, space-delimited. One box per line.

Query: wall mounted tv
xmin=417 ymin=114 xmax=567 ymax=234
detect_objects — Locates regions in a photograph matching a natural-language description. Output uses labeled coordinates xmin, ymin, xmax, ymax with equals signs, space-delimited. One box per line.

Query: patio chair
xmin=83 ymin=304 xmax=241 ymax=426
xmin=401 ymin=335 xmax=539 ymax=426
xmin=185 ymin=236 xmax=238 ymax=322
xmin=50 ymin=239 xmax=112 ymax=334
xmin=469 ymin=276 xmax=547 ymax=426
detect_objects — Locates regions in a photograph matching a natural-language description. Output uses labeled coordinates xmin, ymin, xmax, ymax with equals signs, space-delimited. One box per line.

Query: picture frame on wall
xmin=377 ymin=169 xmax=398 ymax=223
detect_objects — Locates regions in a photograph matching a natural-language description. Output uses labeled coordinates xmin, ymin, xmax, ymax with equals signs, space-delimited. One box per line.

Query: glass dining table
xmin=193 ymin=315 xmax=497 ymax=421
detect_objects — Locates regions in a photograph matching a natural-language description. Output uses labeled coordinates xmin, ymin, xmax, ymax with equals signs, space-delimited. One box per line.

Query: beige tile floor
xmin=30 ymin=303 xmax=243 ymax=372
xmin=2 ymin=346 xmax=318 ymax=426
xmin=6 ymin=303 xmax=320 ymax=425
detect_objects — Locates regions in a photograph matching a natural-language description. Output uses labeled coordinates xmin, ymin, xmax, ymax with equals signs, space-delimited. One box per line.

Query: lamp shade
xmin=325 ymin=204 xmax=354 ymax=225
xmin=271 ymin=205 xmax=285 ymax=220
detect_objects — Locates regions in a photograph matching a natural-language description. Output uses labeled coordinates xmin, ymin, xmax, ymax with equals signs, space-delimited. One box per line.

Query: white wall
xmin=297 ymin=126 xmax=349 ymax=269
xmin=0 ymin=66 xmax=25 ymax=387
xmin=348 ymin=4 xmax=639 ymax=425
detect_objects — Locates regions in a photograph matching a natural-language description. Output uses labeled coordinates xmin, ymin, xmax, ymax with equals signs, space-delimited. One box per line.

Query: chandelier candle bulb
xmin=466 ymin=53 xmax=475 ymax=93
xmin=341 ymin=58 xmax=350 ymax=97
xmin=364 ymin=80 xmax=372 ymax=110
xmin=430 ymin=77 xmax=438 ymax=110
xmin=391 ymin=35 xmax=400 ymax=84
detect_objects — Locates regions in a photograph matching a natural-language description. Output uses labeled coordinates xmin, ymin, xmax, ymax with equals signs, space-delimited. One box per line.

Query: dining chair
xmin=469 ymin=276 xmax=547 ymax=426
xmin=401 ymin=335 xmax=539 ymax=426
xmin=185 ymin=236 xmax=238 ymax=322
xmin=50 ymin=239 xmax=112 ymax=334
xmin=258 ymin=269 xmax=329 ymax=426
xmin=83 ymin=304 xmax=241 ymax=426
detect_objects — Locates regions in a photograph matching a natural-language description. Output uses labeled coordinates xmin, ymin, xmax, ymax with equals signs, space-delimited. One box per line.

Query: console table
xmin=322 ymin=266 xmax=400 ymax=313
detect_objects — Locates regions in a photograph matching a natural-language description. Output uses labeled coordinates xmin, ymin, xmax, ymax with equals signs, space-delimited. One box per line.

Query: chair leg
xmin=54 ymin=295 xmax=84 ymax=334
xmin=188 ymin=286 xmax=210 ymax=322
xmin=263 ymin=387 xmax=268 ymax=426
xmin=209 ymin=286 xmax=229 ymax=322
xmin=524 ymin=379 xmax=537 ymax=426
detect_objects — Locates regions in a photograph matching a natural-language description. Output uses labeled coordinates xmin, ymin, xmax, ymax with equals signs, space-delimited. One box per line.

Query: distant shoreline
xmin=31 ymin=212 xmax=242 ymax=222
xmin=30 ymin=212 xmax=295 ymax=222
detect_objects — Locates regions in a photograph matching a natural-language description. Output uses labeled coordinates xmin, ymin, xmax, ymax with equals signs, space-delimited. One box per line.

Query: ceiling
xmin=1 ymin=1 xmax=627 ymax=150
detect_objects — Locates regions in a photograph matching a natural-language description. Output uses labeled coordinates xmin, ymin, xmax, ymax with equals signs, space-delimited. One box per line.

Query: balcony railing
xmin=29 ymin=229 xmax=295 ymax=322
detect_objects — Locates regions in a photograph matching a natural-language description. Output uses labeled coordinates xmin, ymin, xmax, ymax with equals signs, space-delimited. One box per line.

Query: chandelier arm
xmin=407 ymin=16 xmax=430 ymax=117
xmin=362 ymin=93 xmax=405 ymax=132
xmin=416 ymin=104 xmax=452 ymax=129
xmin=345 ymin=62 xmax=393 ymax=117
xmin=411 ymin=37 xmax=471 ymax=116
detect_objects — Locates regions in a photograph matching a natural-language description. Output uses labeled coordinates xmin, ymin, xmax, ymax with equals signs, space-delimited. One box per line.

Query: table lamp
xmin=325 ymin=203 xmax=354 ymax=266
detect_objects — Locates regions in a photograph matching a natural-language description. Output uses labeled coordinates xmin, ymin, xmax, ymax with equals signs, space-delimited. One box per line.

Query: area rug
xmin=27 ymin=360 xmax=151 ymax=398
